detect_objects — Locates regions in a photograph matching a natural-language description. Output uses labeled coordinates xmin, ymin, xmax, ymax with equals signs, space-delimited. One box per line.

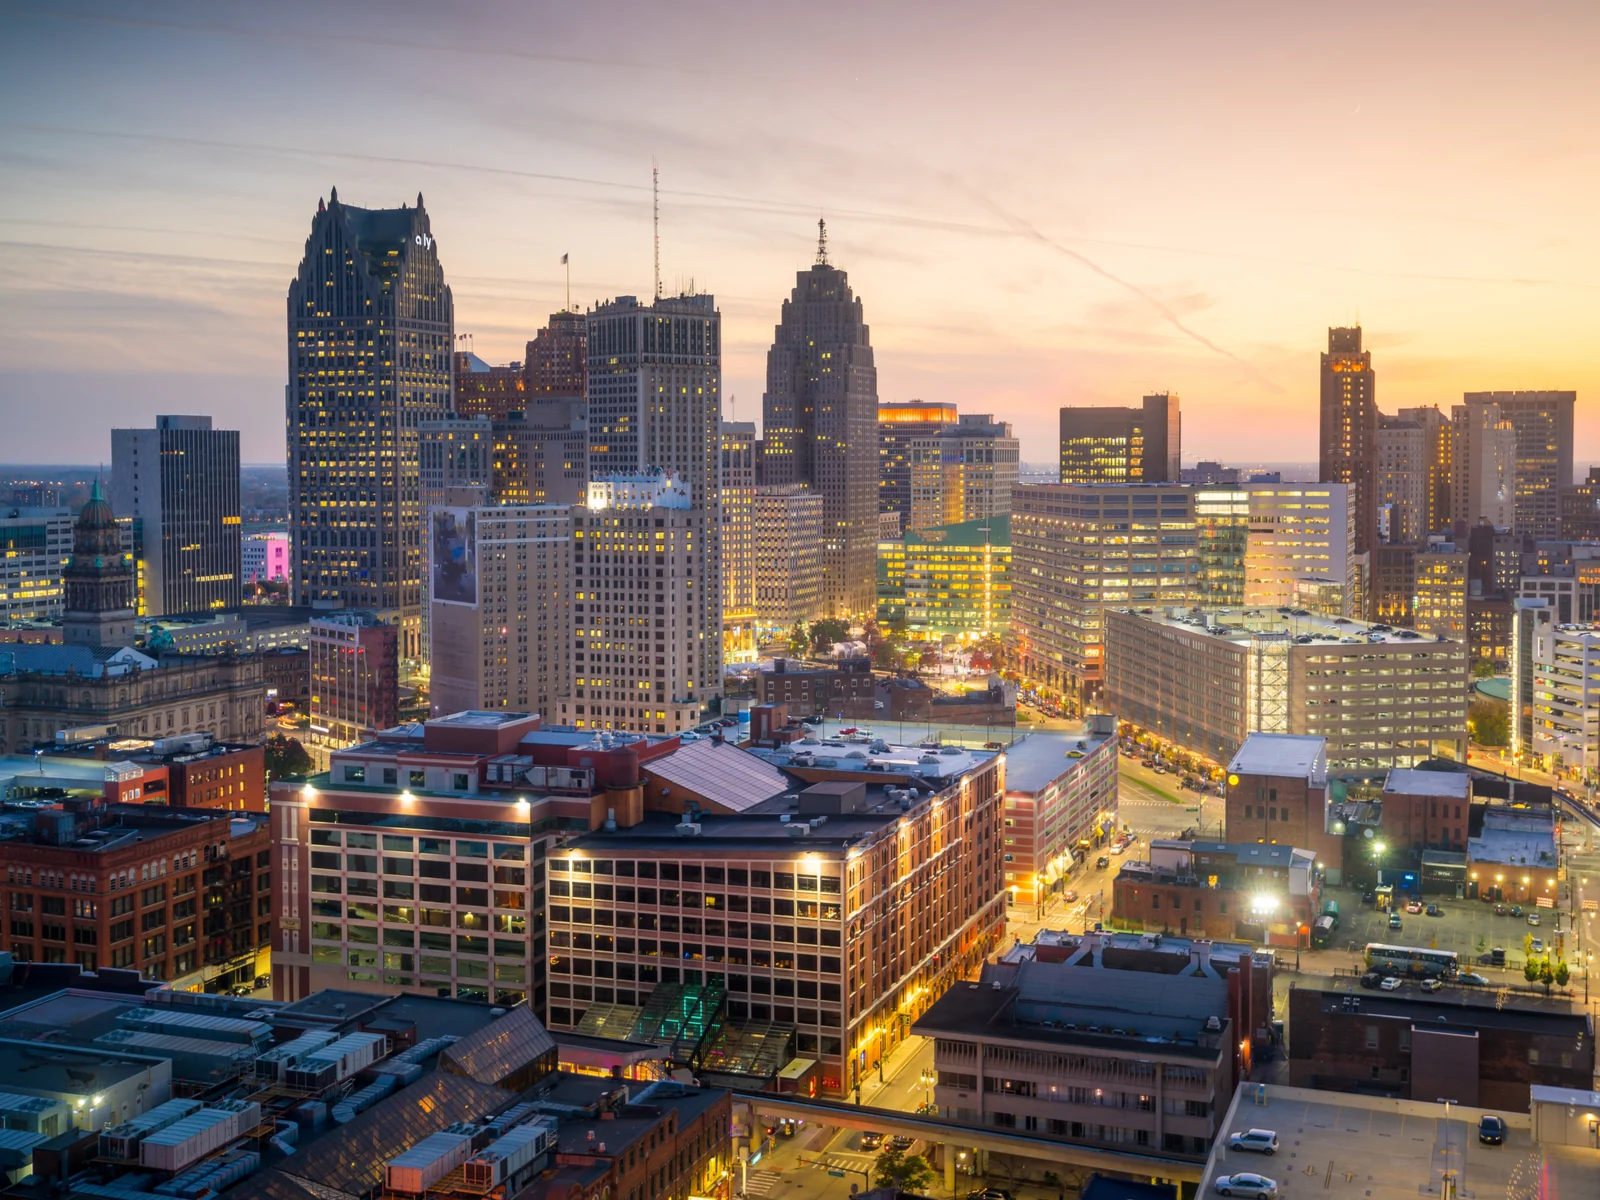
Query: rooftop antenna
xmin=652 ymin=160 xmax=661 ymax=302
xmin=816 ymin=217 xmax=829 ymax=266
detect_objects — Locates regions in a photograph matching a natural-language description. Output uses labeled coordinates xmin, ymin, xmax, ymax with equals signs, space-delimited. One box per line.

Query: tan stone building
xmin=753 ymin=484 xmax=825 ymax=632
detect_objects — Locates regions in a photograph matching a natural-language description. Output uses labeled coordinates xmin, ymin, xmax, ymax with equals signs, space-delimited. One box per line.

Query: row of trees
xmin=781 ymin=616 xmax=1006 ymax=678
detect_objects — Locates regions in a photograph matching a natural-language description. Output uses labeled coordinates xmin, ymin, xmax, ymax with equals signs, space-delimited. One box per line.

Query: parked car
xmin=1494 ymin=904 xmax=1507 ymax=915
xmin=1478 ymin=1115 xmax=1506 ymax=1145
xmin=1379 ymin=976 xmax=1403 ymax=991
xmin=1361 ymin=890 xmax=1376 ymax=905
xmin=1510 ymin=905 xmax=1524 ymax=918
xmin=1227 ymin=1129 xmax=1279 ymax=1155
xmin=966 ymin=1190 xmax=1013 ymax=1200
xmin=1360 ymin=972 xmax=1382 ymax=989
xmin=1406 ymin=900 xmax=1423 ymax=914
xmin=1459 ymin=972 xmax=1490 ymax=986
xmin=1426 ymin=904 xmax=1443 ymax=917
xmin=1214 ymin=1174 xmax=1278 ymax=1198
xmin=1527 ymin=912 xmax=1541 ymax=926
xmin=1420 ymin=978 xmax=1443 ymax=993
xmin=1389 ymin=912 xmax=1403 ymax=930
xmin=1530 ymin=937 xmax=1545 ymax=954
xmin=859 ymin=1131 xmax=883 ymax=1150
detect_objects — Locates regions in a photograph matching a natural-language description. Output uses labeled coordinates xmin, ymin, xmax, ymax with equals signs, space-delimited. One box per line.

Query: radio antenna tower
xmin=652 ymin=160 xmax=662 ymax=301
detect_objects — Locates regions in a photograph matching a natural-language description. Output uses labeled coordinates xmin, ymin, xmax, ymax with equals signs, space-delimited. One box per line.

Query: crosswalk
xmin=743 ymin=1168 xmax=780 ymax=1196
xmin=820 ymin=1151 xmax=874 ymax=1171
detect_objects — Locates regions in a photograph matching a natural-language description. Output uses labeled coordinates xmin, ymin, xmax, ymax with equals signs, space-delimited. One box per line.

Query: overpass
xmin=731 ymin=1089 xmax=1206 ymax=1185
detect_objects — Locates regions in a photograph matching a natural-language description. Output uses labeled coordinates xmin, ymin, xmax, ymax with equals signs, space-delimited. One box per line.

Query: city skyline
xmin=2 ymin=2 xmax=1597 ymax=465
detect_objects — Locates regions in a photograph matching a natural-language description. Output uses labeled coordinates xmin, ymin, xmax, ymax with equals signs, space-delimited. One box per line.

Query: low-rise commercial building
xmin=1287 ymin=976 xmax=1592 ymax=1111
xmin=308 ymin=610 xmax=399 ymax=751
xmin=1530 ymin=621 xmax=1600 ymax=773
xmin=1000 ymin=719 xmax=1118 ymax=908
xmin=1223 ymin=734 xmax=1340 ymax=869
xmin=753 ymin=658 xmax=876 ymax=717
xmin=1467 ymin=802 xmax=1558 ymax=904
xmin=914 ymin=944 xmax=1245 ymax=1160
xmin=1378 ymin=767 xmax=1472 ymax=856
xmin=1104 ymin=607 xmax=1468 ymax=774
xmin=1112 ymin=840 xmax=1317 ymax=944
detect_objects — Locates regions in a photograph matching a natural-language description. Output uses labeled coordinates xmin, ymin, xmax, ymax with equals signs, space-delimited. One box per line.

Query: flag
xmin=561 ymin=253 xmax=569 ymax=265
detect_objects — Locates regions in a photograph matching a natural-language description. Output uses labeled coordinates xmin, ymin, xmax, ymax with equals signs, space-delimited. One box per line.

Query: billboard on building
xmin=430 ymin=508 xmax=478 ymax=607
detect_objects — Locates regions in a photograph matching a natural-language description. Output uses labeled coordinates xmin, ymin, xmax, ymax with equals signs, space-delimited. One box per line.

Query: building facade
xmin=309 ymin=611 xmax=399 ymax=749
xmin=1394 ymin=404 xmax=1453 ymax=538
xmin=491 ymin=403 xmax=589 ymax=507
xmin=557 ymin=475 xmax=711 ymax=735
xmin=1112 ymin=840 xmax=1317 ymax=943
xmin=1318 ymin=327 xmax=1377 ymax=556
xmin=1000 ymin=721 xmax=1118 ymax=907
xmin=111 ymin=415 xmax=242 ymax=617
xmin=1103 ymin=608 xmax=1469 ymax=773
xmin=898 ymin=514 xmax=1011 ymax=639
xmin=906 ymin=417 xmax=1020 ymax=534
xmin=720 ymin=421 xmax=757 ymax=663
xmin=753 ymin=485 xmax=825 ymax=631
xmin=1376 ymin=416 xmax=1426 ymax=544
xmin=759 ymin=228 xmax=879 ymax=617
xmin=524 ymin=309 xmax=587 ymax=398
xmin=878 ymin=401 xmax=957 ymax=520
xmin=1009 ymin=484 xmax=1199 ymax=708
xmin=428 ymin=504 xmax=572 ymax=720
xmin=453 ymin=352 xmax=526 ymax=421
xmin=1461 ymin=390 xmax=1575 ymax=540
xmin=286 ymin=190 xmax=454 ymax=660
xmin=242 ymin=531 xmax=290 ymax=585
xmin=0 ymin=505 xmax=72 ymax=621
xmin=1414 ymin=545 xmax=1468 ymax=641
xmin=1529 ymin=621 xmax=1600 ymax=773
xmin=61 ymin=481 xmax=137 ymax=649
xmin=1059 ymin=394 xmax=1181 ymax=485
xmin=1450 ymin=400 xmax=1518 ymax=533
xmin=1559 ymin=466 xmax=1600 ymax=540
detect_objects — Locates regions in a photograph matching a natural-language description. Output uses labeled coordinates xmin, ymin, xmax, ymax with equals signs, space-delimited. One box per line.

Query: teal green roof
xmin=902 ymin=514 xmax=1009 ymax=549
xmin=1473 ymin=676 xmax=1511 ymax=703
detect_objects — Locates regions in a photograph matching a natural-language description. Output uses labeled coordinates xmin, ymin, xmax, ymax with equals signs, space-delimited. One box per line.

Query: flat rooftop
xmin=1227 ymin=733 xmax=1327 ymax=781
xmin=1203 ymin=1084 xmax=1574 ymax=1200
xmin=1384 ymin=767 xmax=1470 ymax=799
xmin=1122 ymin=605 xmax=1453 ymax=647
xmin=560 ymin=809 xmax=889 ymax=854
xmin=748 ymin=735 xmax=997 ymax=783
xmin=1007 ymin=930 xmax=1267 ymax=971
xmin=1002 ymin=728 xmax=1113 ymax=794
xmin=1295 ymin=975 xmax=1586 ymax=1029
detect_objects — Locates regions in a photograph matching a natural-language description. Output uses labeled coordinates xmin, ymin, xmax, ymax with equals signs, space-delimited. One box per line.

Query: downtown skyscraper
xmin=1318 ymin=326 xmax=1377 ymax=556
xmin=760 ymin=223 xmax=879 ymax=617
xmin=585 ymin=291 xmax=724 ymax=711
xmin=286 ymin=190 xmax=454 ymax=659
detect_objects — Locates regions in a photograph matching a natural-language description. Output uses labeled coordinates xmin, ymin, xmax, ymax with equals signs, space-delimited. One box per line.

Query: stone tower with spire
xmin=61 ymin=479 xmax=137 ymax=647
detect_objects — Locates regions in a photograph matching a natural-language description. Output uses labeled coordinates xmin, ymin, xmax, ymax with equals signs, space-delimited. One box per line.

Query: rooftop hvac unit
xmin=0 ymin=1129 xmax=47 ymax=1170
xmin=154 ymin=1148 xmax=260 ymax=1198
xmin=138 ymin=1101 xmax=260 ymax=1172
xmin=463 ymin=1120 xmax=553 ymax=1189
xmin=385 ymin=1129 xmax=475 ymax=1195
xmin=98 ymin=1099 xmax=205 ymax=1159
xmin=283 ymin=1031 xmax=388 ymax=1090
xmin=331 ymin=1074 xmax=397 ymax=1124
xmin=254 ymin=1029 xmax=339 ymax=1080
xmin=117 ymin=1007 xmax=274 ymax=1049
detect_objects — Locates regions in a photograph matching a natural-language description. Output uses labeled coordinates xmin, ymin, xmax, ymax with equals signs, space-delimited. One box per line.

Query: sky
xmin=1 ymin=0 xmax=1597 ymax=467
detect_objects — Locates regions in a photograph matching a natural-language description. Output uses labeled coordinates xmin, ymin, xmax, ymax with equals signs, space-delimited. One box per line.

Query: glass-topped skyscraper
xmin=286 ymin=189 xmax=454 ymax=660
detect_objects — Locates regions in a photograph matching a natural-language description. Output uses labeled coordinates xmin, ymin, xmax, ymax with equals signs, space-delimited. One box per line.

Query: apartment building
xmin=550 ymin=738 xmax=1008 ymax=1099
xmin=1000 ymin=720 xmax=1118 ymax=907
xmin=556 ymin=475 xmax=710 ymax=735
xmin=428 ymin=503 xmax=572 ymax=718
xmin=1103 ymin=607 xmax=1468 ymax=773
xmin=914 ymin=947 xmax=1240 ymax=1160
xmin=1010 ymin=484 xmax=1199 ymax=708
xmin=0 ymin=803 xmax=269 ymax=992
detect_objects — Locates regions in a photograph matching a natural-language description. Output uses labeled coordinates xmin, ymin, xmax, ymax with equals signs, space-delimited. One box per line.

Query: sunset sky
xmin=1 ymin=0 xmax=1596 ymax=466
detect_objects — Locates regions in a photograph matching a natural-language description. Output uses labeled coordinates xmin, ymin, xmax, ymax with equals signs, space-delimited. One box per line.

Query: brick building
xmin=999 ymin=720 xmax=1118 ymax=908
xmin=1224 ymin=733 xmax=1343 ymax=871
xmin=1112 ymin=840 xmax=1318 ymax=945
xmin=261 ymin=645 xmax=310 ymax=711
xmin=753 ymin=658 xmax=876 ymax=717
xmin=1378 ymin=768 xmax=1472 ymax=855
xmin=0 ymin=803 xmax=270 ymax=991
xmin=1287 ymin=978 xmax=1592 ymax=1111
xmin=51 ymin=732 xmax=267 ymax=813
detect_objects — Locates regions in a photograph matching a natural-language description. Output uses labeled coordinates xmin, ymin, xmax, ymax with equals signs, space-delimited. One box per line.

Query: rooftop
xmin=640 ymin=738 xmax=791 ymax=813
xmin=1227 ymin=733 xmax=1327 ymax=782
xmin=1202 ymin=1084 xmax=1562 ymax=1200
xmin=1384 ymin=767 xmax=1471 ymax=799
xmin=1123 ymin=605 xmax=1454 ymax=648
xmin=1002 ymin=727 xmax=1114 ymax=794
xmin=1295 ymin=975 xmax=1587 ymax=1030
xmin=560 ymin=808 xmax=890 ymax=854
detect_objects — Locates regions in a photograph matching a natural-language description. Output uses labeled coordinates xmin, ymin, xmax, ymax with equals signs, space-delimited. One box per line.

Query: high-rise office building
xmin=1414 ymin=545 xmax=1468 ymax=641
xmin=1395 ymin=405 xmax=1452 ymax=537
xmin=1240 ymin=483 xmax=1355 ymax=612
xmin=0 ymin=505 xmax=72 ymax=620
xmin=428 ymin=503 xmax=573 ymax=718
xmin=1460 ymin=390 xmax=1575 ymax=539
xmin=905 ymin=416 xmax=1020 ymax=533
xmin=1058 ymin=394 xmax=1181 ymax=485
xmin=877 ymin=401 xmax=957 ymax=519
xmin=491 ymin=403 xmax=589 ymax=506
xmin=418 ymin=417 xmax=494 ymax=663
xmin=753 ymin=484 xmax=825 ymax=631
xmin=286 ymin=190 xmax=454 ymax=660
xmin=720 ymin=421 xmax=757 ymax=663
xmin=760 ymin=226 xmax=878 ymax=617
xmin=1009 ymin=484 xmax=1199 ymax=708
xmin=1561 ymin=467 xmax=1600 ymax=541
xmin=557 ymin=475 xmax=712 ymax=734
xmin=586 ymin=293 xmax=723 ymax=703
xmin=1451 ymin=401 xmax=1517 ymax=531
xmin=524 ymin=310 xmax=587 ymax=398
xmin=111 ymin=415 xmax=242 ymax=616
xmin=1318 ymin=327 xmax=1377 ymax=555
xmin=1376 ymin=415 xmax=1426 ymax=544
xmin=453 ymin=352 xmax=525 ymax=421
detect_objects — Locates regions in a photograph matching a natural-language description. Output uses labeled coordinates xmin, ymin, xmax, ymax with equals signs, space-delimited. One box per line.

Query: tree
xmin=1554 ymin=959 xmax=1571 ymax=988
xmin=1471 ymin=659 xmax=1498 ymax=680
xmin=1523 ymin=957 xmax=1540 ymax=985
xmin=786 ymin=620 xmax=809 ymax=659
xmin=1467 ymin=700 xmax=1509 ymax=747
xmin=265 ymin=734 xmax=314 ymax=781
xmin=808 ymin=617 xmax=850 ymax=655
xmin=1538 ymin=957 xmax=1556 ymax=995
xmin=872 ymin=1145 xmax=934 ymax=1193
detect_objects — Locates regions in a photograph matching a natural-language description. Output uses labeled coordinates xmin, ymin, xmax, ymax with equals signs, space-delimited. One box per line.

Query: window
xmin=1365 ymin=1024 xmax=1379 ymax=1049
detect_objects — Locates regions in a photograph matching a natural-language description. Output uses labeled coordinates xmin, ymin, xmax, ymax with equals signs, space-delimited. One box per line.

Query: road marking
xmin=744 ymin=1169 xmax=780 ymax=1195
